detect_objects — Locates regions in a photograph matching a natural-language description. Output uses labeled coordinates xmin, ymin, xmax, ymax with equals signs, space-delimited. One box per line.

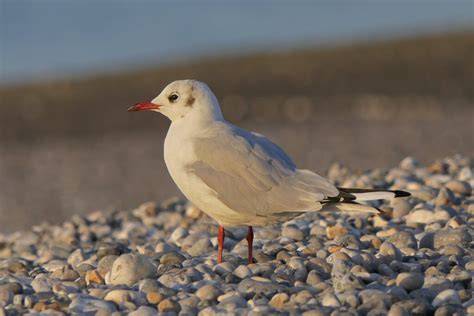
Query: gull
xmin=128 ymin=80 xmax=410 ymax=264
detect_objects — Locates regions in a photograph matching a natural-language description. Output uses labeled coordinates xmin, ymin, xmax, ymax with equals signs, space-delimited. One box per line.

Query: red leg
xmin=217 ymin=225 xmax=225 ymax=263
xmin=246 ymin=226 xmax=254 ymax=264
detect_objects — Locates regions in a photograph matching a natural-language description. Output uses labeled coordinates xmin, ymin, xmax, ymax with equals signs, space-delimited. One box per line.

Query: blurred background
xmin=0 ymin=0 xmax=473 ymax=232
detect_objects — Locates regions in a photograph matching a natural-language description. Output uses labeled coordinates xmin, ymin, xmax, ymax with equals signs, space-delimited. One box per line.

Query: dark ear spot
xmin=186 ymin=95 xmax=195 ymax=107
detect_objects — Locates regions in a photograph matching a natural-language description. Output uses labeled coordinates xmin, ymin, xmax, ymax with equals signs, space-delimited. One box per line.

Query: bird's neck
xmin=170 ymin=110 xmax=224 ymax=135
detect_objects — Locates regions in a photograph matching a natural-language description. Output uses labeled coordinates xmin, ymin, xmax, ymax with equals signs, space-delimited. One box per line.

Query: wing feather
xmin=187 ymin=124 xmax=338 ymax=216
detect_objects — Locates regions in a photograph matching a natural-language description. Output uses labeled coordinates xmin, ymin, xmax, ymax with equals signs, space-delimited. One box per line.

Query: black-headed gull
xmin=128 ymin=80 xmax=410 ymax=264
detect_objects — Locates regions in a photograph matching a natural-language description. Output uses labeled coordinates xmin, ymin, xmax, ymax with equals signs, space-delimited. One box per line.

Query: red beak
xmin=128 ymin=102 xmax=161 ymax=112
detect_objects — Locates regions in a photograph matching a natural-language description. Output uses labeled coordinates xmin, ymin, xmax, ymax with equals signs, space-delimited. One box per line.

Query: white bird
xmin=128 ymin=80 xmax=410 ymax=264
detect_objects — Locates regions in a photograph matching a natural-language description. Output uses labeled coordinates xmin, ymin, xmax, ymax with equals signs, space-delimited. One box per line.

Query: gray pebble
xmin=387 ymin=231 xmax=417 ymax=250
xmin=187 ymin=239 xmax=212 ymax=257
xmin=109 ymin=253 xmax=157 ymax=286
xmin=281 ymin=225 xmax=305 ymax=241
xmin=395 ymin=272 xmax=424 ymax=291
xmin=432 ymin=289 xmax=461 ymax=308
xmin=433 ymin=228 xmax=472 ymax=250
xmin=195 ymin=284 xmax=223 ymax=301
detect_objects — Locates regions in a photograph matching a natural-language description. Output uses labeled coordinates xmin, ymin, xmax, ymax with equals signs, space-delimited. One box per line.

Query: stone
xmin=0 ymin=285 xmax=13 ymax=306
xmin=195 ymin=284 xmax=223 ymax=301
xmin=432 ymin=289 xmax=461 ymax=308
xmin=109 ymin=253 xmax=157 ymax=286
xmin=388 ymin=305 xmax=409 ymax=316
xmin=395 ymin=272 xmax=424 ymax=291
xmin=187 ymin=239 xmax=212 ymax=257
xmin=269 ymin=293 xmax=289 ymax=309
xmin=69 ymin=297 xmax=117 ymax=314
xmin=158 ymin=299 xmax=180 ymax=313
xmin=445 ymin=180 xmax=471 ymax=195
xmin=146 ymin=292 xmax=164 ymax=304
xmin=326 ymin=226 xmax=348 ymax=240
xmin=160 ymin=251 xmax=186 ymax=265
xmin=31 ymin=275 xmax=54 ymax=293
xmin=97 ymin=255 xmax=118 ymax=277
xmin=406 ymin=210 xmax=435 ymax=224
xmin=433 ymin=229 xmax=472 ymax=250
xmin=233 ymin=265 xmax=252 ymax=279
xmin=282 ymin=225 xmax=305 ymax=241
xmin=129 ymin=306 xmax=158 ymax=316
xmin=387 ymin=231 xmax=417 ymax=249
xmin=85 ymin=270 xmax=104 ymax=285
xmin=321 ymin=292 xmax=340 ymax=307
xmin=390 ymin=199 xmax=411 ymax=218
xmin=435 ymin=187 xmax=456 ymax=206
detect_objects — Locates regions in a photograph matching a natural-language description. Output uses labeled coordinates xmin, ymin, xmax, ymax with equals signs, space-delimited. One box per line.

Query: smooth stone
xmin=390 ymin=199 xmax=411 ymax=218
xmin=395 ymin=272 xmax=424 ymax=291
xmin=392 ymin=299 xmax=428 ymax=316
xmin=446 ymin=180 xmax=471 ymax=195
xmin=379 ymin=242 xmax=402 ymax=263
xmin=233 ymin=265 xmax=252 ymax=279
xmin=326 ymin=226 xmax=348 ymax=240
xmin=238 ymin=277 xmax=286 ymax=296
xmin=0 ymin=286 xmax=13 ymax=306
xmin=435 ymin=187 xmax=456 ymax=206
xmin=138 ymin=279 xmax=160 ymax=294
xmin=69 ymin=297 xmax=117 ymax=314
xmin=96 ymin=241 xmax=128 ymax=259
xmin=433 ymin=229 xmax=472 ymax=250
xmin=281 ymin=225 xmax=305 ymax=241
xmin=158 ymin=298 xmax=180 ymax=313
xmin=104 ymin=290 xmax=146 ymax=306
xmin=269 ymin=293 xmax=289 ymax=309
xmin=109 ymin=253 xmax=157 ymax=286
xmin=387 ymin=231 xmax=417 ymax=250
xmin=432 ymin=289 xmax=461 ymax=308
xmin=97 ymin=255 xmax=118 ymax=277
xmin=195 ymin=284 xmax=223 ymax=301
xmin=31 ymin=275 xmax=54 ymax=293
xmin=334 ymin=273 xmax=364 ymax=293
xmin=321 ymin=292 xmax=340 ymax=307
xmin=160 ymin=252 xmax=186 ymax=265
xmin=129 ymin=306 xmax=158 ymax=316
xmin=388 ymin=305 xmax=409 ymax=316
xmin=406 ymin=210 xmax=435 ymax=224
xmin=187 ymin=239 xmax=212 ymax=257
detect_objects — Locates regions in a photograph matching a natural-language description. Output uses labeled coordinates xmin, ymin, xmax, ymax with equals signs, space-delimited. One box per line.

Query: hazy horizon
xmin=1 ymin=0 xmax=472 ymax=85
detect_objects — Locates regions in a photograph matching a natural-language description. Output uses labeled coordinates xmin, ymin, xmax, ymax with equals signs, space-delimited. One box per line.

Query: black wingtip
xmin=394 ymin=190 xmax=411 ymax=198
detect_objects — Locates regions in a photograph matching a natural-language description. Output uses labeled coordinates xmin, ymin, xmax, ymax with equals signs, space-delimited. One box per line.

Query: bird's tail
xmin=320 ymin=187 xmax=410 ymax=214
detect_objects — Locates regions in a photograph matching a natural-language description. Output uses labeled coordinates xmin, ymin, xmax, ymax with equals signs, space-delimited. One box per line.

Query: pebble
xmin=109 ymin=254 xmax=157 ymax=286
xmin=387 ymin=231 xmax=417 ymax=250
xmin=281 ymin=225 xmax=305 ymax=240
xmin=269 ymin=293 xmax=289 ymax=309
xmin=395 ymin=272 xmax=424 ymax=291
xmin=194 ymin=284 xmax=222 ymax=302
xmin=187 ymin=238 xmax=212 ymax=257
xmin=0 ymin=155 xmax=471 ymax=315
xmin=234 ymin=265 xmax=252 ymax=279
xmin=326 ymin=226 xmax=348 ymax=240
xmin=432 ymin=289 xmax=461 ymax=308
xmin=433 ymin=228 xmax=472 ymax=250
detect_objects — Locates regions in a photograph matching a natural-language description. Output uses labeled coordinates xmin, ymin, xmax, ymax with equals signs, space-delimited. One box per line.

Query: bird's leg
xmin=246 ymin=226 xmax=254 ymax=264
xmin=217 ymin=225 xmax=225 ymax=263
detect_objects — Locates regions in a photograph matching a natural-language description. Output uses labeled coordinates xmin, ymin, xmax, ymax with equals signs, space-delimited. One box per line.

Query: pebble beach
xmin=0 ymin=155 xmax=472 ymax=315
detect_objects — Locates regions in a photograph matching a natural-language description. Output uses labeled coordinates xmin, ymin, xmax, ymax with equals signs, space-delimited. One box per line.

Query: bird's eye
xmin=168 ymin=93 xmax=179 ymax=102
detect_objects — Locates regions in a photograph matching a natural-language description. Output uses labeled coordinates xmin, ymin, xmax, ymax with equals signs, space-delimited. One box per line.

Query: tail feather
xmin=328 ymin=187 xmax=410 ymax=202
xmin=319 ymin=202 xmax=381 ymax=214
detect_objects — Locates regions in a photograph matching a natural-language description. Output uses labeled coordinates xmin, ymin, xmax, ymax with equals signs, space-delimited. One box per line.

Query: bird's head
xmin=128 ymin=79 xmax=223 ymax=122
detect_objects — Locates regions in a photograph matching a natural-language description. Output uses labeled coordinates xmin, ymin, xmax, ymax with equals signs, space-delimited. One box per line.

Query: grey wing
xmin=187 ymin=125 xmax=338 ymax=216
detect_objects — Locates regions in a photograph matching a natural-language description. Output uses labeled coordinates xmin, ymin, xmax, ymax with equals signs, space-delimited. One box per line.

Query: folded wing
xmin=186 ymin=124 xmax=338 ymax=217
